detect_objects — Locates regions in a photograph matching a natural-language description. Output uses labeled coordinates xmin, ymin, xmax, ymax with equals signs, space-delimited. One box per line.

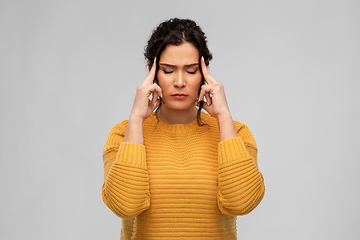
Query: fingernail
xmin=201 ymin=56 xmax=204 ymax=62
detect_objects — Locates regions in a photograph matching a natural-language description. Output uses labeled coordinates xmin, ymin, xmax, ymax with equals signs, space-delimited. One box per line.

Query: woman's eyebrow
xmin=185 ymin=63 xmax=199 ymax=67
xmin=159 ymin=63 xmax=175 ymax=67
xmin=159 ymin=63 xmax=199 ymax=67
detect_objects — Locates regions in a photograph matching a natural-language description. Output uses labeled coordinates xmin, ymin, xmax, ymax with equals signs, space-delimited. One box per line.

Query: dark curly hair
xmin=144 ymin=18 xmax=213 ymax=125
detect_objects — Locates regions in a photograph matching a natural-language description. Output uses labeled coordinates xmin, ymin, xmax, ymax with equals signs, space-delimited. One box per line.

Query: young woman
xmin=102 ymin=18 xmax=265 ymax=239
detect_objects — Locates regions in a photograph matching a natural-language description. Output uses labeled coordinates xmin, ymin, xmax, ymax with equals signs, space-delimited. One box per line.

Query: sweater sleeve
xmin=102 ymin=121 xmax=150 ymax=218
xmin=217 ymin=121 xmax=265 ymax=215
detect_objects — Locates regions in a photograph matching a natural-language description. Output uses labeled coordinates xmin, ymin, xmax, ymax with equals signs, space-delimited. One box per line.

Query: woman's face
xmin=157 ymin=42 xmax=202 ymax=112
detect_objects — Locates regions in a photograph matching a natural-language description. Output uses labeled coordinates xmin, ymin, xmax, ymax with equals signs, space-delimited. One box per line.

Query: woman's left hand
xmin=196 ymin=57 xmax=231 ymax=120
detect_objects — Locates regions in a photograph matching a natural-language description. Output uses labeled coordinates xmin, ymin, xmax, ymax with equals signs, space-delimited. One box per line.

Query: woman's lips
xmin=171 ymin=93 xmax=188 ymax=100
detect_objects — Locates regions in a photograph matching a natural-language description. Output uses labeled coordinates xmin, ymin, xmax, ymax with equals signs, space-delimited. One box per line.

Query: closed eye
xmin=163 ymin=70 xmax=174 ymax=74
xmin=187 ymin=70 xmax=197 ymax=74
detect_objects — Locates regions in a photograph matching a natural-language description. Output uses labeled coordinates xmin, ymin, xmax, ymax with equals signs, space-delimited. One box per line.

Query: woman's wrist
xmin=124 ymin=114 xmax=145 ymax=144
xmin=128 ymin=113 xmax=146 ymax=125
xmin=216 ymin=111 xmax=238 ymax=142
xmin=215 ymin=110 xmax=232 ymax=123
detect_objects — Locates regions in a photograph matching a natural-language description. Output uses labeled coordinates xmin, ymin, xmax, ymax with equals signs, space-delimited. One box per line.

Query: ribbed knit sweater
xmin=102 ymin=112 xmax=265 ymax=239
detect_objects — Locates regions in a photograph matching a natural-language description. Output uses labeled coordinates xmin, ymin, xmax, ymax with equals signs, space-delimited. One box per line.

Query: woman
xmin=102 ymin=18 xmax=265 ymax=239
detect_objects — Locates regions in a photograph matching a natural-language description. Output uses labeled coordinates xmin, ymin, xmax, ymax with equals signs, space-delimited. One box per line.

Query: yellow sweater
xmin=102 ymin=112 xmax=265 ymax=239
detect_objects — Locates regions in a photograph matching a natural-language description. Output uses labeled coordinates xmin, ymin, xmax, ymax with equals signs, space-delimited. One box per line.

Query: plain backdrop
xmin=1 ymin=0 xmax=359 ymax=239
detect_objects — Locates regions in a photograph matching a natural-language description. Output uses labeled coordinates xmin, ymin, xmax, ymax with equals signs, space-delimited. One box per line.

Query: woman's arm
xmin=197 ymin=58 xmax=264 ymax=215
xmin=124 ymin=57 xmax=161 ymax=144
xmin=197 ymin=57 xmax=238 ymax=141
xmin=102 ymin=61 xmax=161 ymax=218
xmin=217 ymin=122 xmax=265 ymax=215
xmin=102 ymin=122 xmax=150 ymax=218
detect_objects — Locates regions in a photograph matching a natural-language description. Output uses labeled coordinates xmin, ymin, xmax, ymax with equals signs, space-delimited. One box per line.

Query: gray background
xmin=1 ymin=0 xmax=359 ymax=239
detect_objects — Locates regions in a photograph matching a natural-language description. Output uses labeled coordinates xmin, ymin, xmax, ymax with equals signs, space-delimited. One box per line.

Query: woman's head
xmin=145 ymin=18 xmax=212 ymax=70
xmin=144 ymin=18 xmax=213 ymax=125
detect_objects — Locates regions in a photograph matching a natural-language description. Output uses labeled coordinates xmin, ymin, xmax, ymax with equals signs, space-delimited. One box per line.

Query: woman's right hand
xmin=129 ymin=59 xmax=162 ymax=122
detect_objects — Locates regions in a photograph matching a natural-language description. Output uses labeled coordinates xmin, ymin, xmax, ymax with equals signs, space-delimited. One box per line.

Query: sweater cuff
xmin=218 ymin=137 xmax=250 ymax=165
xmin=116 ymin=142 xmax=147 ymax=166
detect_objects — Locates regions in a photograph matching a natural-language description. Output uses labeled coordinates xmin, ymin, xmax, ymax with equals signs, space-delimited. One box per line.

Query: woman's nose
xmin=173 ymin=72 xmax=186 ymax=88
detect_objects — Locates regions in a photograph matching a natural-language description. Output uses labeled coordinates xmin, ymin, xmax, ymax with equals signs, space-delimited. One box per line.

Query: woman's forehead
xmin=160 ymin=43 xmax=199 ymax=65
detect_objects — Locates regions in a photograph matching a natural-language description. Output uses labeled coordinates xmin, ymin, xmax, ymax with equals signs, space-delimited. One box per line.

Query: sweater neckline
xmin=149 ymin=112 xmax=201 ymax=134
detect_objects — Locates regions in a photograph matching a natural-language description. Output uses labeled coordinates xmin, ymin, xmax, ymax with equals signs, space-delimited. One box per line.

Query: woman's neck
xmin=157 ymin=106 xmax=197 ymax=125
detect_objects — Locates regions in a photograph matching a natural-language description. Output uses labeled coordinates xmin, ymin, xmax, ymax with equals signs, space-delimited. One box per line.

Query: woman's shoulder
xmin=233 ymin=120 xmax=257 ymax=149
xmin=103 ymin=120 xmax=128 ymax=154
xmin=109 ymin=120 xmax=128 ymax=136
xmin=200 ymin=111 xmax=246 ymax=130
xmin=233 ymin=120 xmax=246 ymax=132
xmin=201 ymin=112 xmax=256 ymax=144
xmin=200 ymin=111 xmax=217 ymax=126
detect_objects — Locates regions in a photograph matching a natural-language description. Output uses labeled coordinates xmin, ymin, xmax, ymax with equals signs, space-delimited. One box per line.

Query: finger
xmin=201 ymin=57 xmax=217 ymax=84
xmin=198 ymin=88 xmax=205 ymax=103
xmin=144 ymin=58 xmax=157 ymax=85
xmin=151 ymin=91 xmax=158 ymax=107
xmin=198 ymin=84 xmax=211 ymax=103
xmin=148 ymin=83 xmax=162 ymax=99
xmin=152 ymin=89 xmax=162 ymax=108
xmin=202 ymin=101 xmax=211 ymax=113
xmin=204 ymin=92 xmax=212 ymax=106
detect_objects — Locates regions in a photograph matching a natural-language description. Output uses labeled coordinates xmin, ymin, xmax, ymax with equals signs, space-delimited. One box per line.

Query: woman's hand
xmin=197 ymin=57 xmax=238 ymax=141
xmin=124 ymin=59 xmax=162 ymax=144
xmin=197 ymin=57 xmax=231 ymax=121
xmin=129 ymin=59 xmax=162 ymax=123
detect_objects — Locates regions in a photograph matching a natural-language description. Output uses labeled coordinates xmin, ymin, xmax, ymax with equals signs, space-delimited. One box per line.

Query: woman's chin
xmin=160 ymin=102 xmax=196 ymax=112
